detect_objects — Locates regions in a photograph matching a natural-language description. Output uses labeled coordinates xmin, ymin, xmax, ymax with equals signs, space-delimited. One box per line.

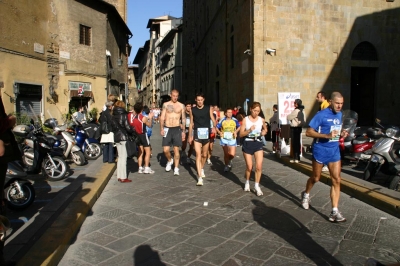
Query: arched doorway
xmin=351 ymin=42 xmax=378 ymax=126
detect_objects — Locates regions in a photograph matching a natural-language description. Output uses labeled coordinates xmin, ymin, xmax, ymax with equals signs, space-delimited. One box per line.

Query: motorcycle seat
xmin=352 ymin=137 xmax=369 ymax=144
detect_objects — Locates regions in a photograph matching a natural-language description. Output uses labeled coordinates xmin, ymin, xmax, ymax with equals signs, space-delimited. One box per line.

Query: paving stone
xmin=234 ymin=230 xmax=261 ymax=243
xmin=106 ymin=234 xmax=148 ymax=252
xmin=96 ymin=208 xmax=132 ymax=220
xmin=77 ymin=218 xmax=114 ymax=236
xmin=349 ymin=215 xmax=380 ymax=235
xmin=344 ymin=231 xmax=375 ymax=244
xmin=116 ymin=213 xmax=162 ymax=229
xmin=333 ymin=251 xmax=367 ymax=265
xmin=98 ymin=222 xmax=138 ymax=238
xmin=160 ymin=243 xmax=206 ymax=265
xmin=146 ymin=232 xmax=188 ymax=251
xmin=211 ymin=205 xmax=241 ymax=217
xmin=58 ymin=258 xmax=92 ymax=266
xmin=129 ymin=205 xmax=160 ymax=214
xmin=228 ymin=211 xmax=256 ymax=224
xmin=206 ymin=220 xmax=248 ymax=238
xmin=263 ymin=255 xmax=314 ymax=266
xmin=374 ymin=225 xmax=400 ymax=251
xmin=239 ymin=238 xmax=283 ymax=260
xmin=191 ymin=213 xmax=226 ymax=228
xmin=306 ymin=221 xmax=348 ymax=240
xmin=274 ymin=247 xmax=317 ymax=264
xmin=186 ymin=233 xmax=226 ymax=248
xmin=187 ymin=261 xmax=214 ymax=266
xmin=67 ymin=242 xmax=116 ymax=264
xmin=223 ymin=254 xmax=265 ymax=266
xmin=200 ymin=240 xmax=244 ymax=265
xmin=136 ymin=224 xmax=173 ymax=238
xmin=90 ymin=204 xmax=115 ymax=215
xmin=163 ymin=213 xmax=199 ymax=228
xmin=166 ymin=201 xmax=199 ymax=213
xmin=369 ymin=248 xmax=400 ymax=264
xmin=175 ymin=223 xmax=205 ymax=236
xmin=147 ymin=209 xmax=179 ymax=220
xmin=81 ymin=231 xmax=117 ymax=246
xmin=339 ymin=239 xmax=372 ymax=257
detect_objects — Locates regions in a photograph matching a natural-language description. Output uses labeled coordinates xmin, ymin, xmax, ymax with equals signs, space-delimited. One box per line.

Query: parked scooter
xmin=69 ymin=117 xmax=102 ymax=160
xmin=339 ymin=110 xmax=383 ymax=162
xmin=5 ymin=161 xmax=35 ymax=210
xmin=43 ymin=118 xmax=86 ymax=166
xmin=363 ymin=123 xmax=400 ymax=191
xmin=13 ymin=121 xmax=69 ymax=181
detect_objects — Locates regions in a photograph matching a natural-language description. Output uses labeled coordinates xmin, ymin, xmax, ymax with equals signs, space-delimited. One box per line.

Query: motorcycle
xmin=339 ymin=110 xmax=383 ymax=162
xmin=5 ymin=161 xmax=35 ymax=210
xmin=43 ymin=118 xmax=86 ymax=166
xmin=69 ymin=118 xmax=102 ymax=160
xmin=363 ymin=125 xmax=400 ymax=191
xmin=13 ymin=121 xmax=69 ymax=181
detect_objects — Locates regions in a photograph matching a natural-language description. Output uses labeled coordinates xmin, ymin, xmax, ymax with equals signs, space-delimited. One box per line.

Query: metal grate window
xmin=79 ymin=24 xmax=91 ymax=46
xmin=351 ymin=41 xmax=378 ymax=61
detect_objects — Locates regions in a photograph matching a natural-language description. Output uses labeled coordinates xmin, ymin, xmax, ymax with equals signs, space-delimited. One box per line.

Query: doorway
xmin=350 ymin=67 xmax=376 ymax=126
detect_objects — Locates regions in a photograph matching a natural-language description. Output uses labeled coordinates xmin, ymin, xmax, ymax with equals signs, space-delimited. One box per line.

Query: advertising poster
xmin=278 ymin=92 xmax=300 ymax=125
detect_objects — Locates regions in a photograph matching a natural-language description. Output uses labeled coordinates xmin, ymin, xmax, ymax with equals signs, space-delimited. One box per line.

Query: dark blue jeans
xmin=103 ymin=143 xmax=114 ymax=163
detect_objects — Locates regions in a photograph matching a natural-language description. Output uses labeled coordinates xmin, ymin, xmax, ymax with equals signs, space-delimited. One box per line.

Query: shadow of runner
xmin=133 ymin=244 xmax=166 ymax=266
xmin=251 ymin=199 xmax=343 ymax=265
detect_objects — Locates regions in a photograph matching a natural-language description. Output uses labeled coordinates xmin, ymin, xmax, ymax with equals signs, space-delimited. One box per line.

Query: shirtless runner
xmin=160 ymin=89 xmax=186 ymax=175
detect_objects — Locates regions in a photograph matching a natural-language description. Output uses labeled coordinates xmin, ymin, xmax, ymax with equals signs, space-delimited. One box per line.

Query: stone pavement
xmin=58 ymin=125 xmax=400 ymax=266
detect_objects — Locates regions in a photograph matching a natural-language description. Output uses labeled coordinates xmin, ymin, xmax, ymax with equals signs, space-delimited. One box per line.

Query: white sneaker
xmin=255 ymin=186 xmax=263 ymax=196
xmin=144 ymin=167 xmax=155 ymax=174
xmin=244 ymin=183 xmax=250 ymax=192
xmin=165 ymin=160 xmax=173 ymax=172
xmin=201 ymin=169 xmax=205 ymax=178
xmin=196 ymin=177 xmax=203 ymax=186
xmin=322 ymin=165 xmax=329 ymax=172
xmin=301 ymin=192 xmax=310 ymax=210
xmin=186 ymin=157 xmax=191 ymax=164
xmin=138 ymin=167 xmax=144 ymax=174
xmin=173 ymin=168 xmax=179 ymax=176
xmin=224 ymin=166 xmax=230 ymax=172
xmin=207 ymin=158 xmax=212 ymax=165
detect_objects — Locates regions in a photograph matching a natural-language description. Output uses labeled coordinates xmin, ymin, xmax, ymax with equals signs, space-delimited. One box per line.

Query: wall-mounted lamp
xmin=266 ymin=48 xmax=277 ymax=56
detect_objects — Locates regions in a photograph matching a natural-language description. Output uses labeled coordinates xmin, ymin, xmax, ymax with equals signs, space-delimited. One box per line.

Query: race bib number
xmin=186 ymin=117 xmax=190 ymax=128
xmin=248 ymin=131 xmax=261 ymax=138
xmin=163 ymin=128 xmax=169 ymax=138
xmin=223 ymin=132 xmax=233 ymax=140
xmin=329 ymin=125 xmax=342 ymax=142
xmin=197 ymin=128 xmax=209 ymax=139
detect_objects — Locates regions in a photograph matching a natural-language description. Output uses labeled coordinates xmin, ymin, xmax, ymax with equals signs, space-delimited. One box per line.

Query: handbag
xmin=126 ymin=139 xmax=137 ymax=158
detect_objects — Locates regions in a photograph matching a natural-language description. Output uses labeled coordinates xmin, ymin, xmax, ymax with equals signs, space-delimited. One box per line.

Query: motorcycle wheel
xmin=364 ymin=162 xmax=377 ymax=181
xmin=6 ymin=182 xmax=35 ymax=210
xmin=389 ymin=176 xmax=400 ymax=191
xmin=42 ymin=156 xmax=68 ymax=181
xmin=84 ymin=143 xmax=102 ymax=160
xmin=72 ymin=151 xmax=86 ymax=166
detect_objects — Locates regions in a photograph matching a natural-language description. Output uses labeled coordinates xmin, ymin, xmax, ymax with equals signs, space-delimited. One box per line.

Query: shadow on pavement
xmin=133 ymin=244 xmax=166 ymax=266
xmin=252 ymin=199 xmax=343 ymax=266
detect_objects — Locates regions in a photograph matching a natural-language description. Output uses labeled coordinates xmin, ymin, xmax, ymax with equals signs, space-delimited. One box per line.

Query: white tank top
xmin=245 ymin=116 xmax=263 ymax=139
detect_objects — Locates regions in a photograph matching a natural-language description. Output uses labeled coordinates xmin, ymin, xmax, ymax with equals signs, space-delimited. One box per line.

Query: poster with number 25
xmin=278 ymin=92 xmax=301 ymax=125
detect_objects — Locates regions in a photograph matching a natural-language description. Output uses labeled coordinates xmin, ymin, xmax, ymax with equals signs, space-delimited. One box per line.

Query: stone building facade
xmin=183 ymin=0 xmax=400 ymax=126
xmin=0 ymin=0 xmax=131 ymax=121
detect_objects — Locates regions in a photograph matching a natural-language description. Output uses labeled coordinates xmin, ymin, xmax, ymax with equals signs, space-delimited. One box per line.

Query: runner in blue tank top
xmin=301 ymin=92 xmax=349 ymax=223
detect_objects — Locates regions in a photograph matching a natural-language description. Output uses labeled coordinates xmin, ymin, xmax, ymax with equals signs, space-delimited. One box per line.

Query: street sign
xmin=278 ymin=92 xmax=300 ymax=124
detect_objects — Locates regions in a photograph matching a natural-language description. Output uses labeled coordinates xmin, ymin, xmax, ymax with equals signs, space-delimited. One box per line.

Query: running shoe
xmin=301 ymin=192 xmax=310 ymax=210
xmin=224 ymin=166 xmax=229 ymax=172
xmin=144 ymin=167 xmax=155 ymax=174
xmin=196 ymin=177 xmax=203 ymax=186
xmin=207 ymin=158 xmax=212 ymax=165
xmin=165 ymin=160 xmax=173 ymax=172
xmin=138 ymin=167 xmax=144 ymax=174
xmin=201 ymin=169 xmax=205 ymax=178
xmin=329 ymin=211 xmax=346 ymax=222
xmin=255 ymin=186 xmax=263 ymax=196
xmin=173 ymin=168 xmax=179 ymax=176
xmin=244 ymin=183 xmax=250 ymax=192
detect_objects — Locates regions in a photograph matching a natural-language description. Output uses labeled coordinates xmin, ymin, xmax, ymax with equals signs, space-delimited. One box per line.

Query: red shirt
xmin=129 ymin=113 xmax=146 ymax=134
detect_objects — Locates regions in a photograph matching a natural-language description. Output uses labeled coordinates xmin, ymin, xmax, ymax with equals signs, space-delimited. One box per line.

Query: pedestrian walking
xmin=287 ymin=99 xmax=306 ymax=163
xmin=182 ymin=101 xmax=194 ymax=164
xmin=216 ymin=107 xmax=240 ymax=172
xmin=269 ymin=104 xmax=279 ymax=153
xmin=99 ymin=101 xmax=115 ymax=163
xmin=239 ymin=102 xmax=268 ymax=196
xmin=301 ymin=92 xmax=349 ymax=222
xmin=159 ymin=89 xmax=186 ymax=176
xmin=188 ymin=92 xmax=217 ymax=186
xmin=112 ymin=100 xmax=135 ymax=183
xmin=130 ymin=102 xmax=154 ymax=174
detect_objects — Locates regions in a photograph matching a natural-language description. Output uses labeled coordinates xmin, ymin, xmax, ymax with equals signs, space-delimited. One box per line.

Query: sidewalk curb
xmin=16 ymin=162 xmax=116 ymax=266
xmin=276 ymin=154 xmax=400 ymax=218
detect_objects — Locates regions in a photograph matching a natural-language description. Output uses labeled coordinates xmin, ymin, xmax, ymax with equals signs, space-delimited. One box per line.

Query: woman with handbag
xmin=112 ymin=100 xmax=136 ymax=183
xmin=287 ymin=99 xmax=306 ymax=163
xmin=99 ymin=101 xmax=115 ymax=163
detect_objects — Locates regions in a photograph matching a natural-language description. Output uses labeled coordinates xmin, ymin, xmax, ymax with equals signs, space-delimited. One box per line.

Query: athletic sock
xmin=332 ymin=207 xmax=338 ymax=213
xmin=245 ymin=180 xmax=250 ymax=185
xmin=303 ymin=192 xmax=310 ymax=198
xmin=255 ymin=182 xmax=260 ymax=188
